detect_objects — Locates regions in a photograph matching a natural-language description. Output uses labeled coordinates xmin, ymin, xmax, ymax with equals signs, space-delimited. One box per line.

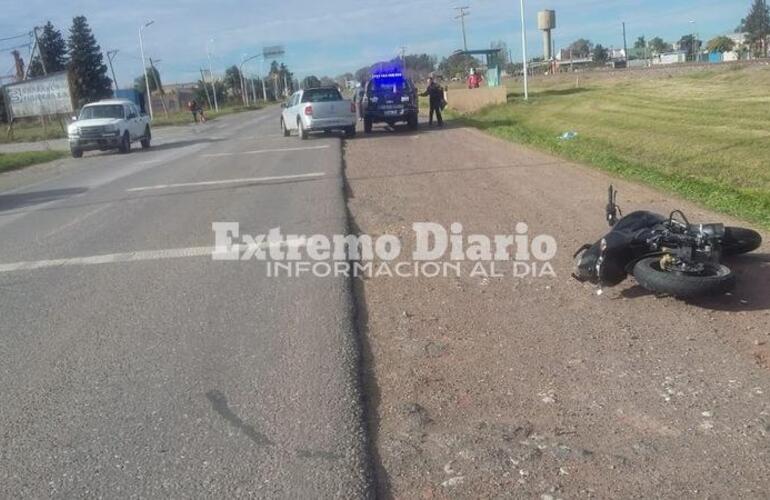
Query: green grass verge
xmin=458 ymin=65 xmax=770 ymax=230
xmin=0 ymin=151 xmax=66 ymax=173
xmin=0 ymin=104 xmax=265 ymax=144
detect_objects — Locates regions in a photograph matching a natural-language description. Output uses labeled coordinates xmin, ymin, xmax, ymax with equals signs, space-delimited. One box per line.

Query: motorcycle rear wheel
xmin=722 ymin=227 xmax=762 ymax=256
xmin=632 ymin=257 xmax=735 ymax=298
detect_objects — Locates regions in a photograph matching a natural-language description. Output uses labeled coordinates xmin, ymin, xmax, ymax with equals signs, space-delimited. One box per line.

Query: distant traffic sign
xmin=263 ymin=45 xmax=285 ymax=58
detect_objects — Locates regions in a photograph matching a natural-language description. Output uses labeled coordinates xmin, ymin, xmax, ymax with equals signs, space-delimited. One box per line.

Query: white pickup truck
xmin=280 ymin=87 xmax=356 ymax=139
xmin=67 ymin=99 xmax=151 ymax=158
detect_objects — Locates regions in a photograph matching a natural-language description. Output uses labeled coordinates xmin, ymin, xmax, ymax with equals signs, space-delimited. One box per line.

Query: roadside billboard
xmin=2 ymin=71 xmax=74 ymax=119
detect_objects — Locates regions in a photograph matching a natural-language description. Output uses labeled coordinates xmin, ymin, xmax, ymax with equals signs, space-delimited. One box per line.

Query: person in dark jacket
xmin=421 ymin=77 xmax=444 ymax=127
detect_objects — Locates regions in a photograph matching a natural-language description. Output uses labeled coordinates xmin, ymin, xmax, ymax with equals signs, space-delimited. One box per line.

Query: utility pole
xmin=200 ymin=68 xmax=213 ymax=109
xmin=519 ymin=0 xmax=529 ymax=100
xmin=622 ymin=22 xmax=628 ymax=64
xmin=32 ymin=26 xmax=48 ymax=75
xmin=139 ymin=20 xmax=154 ymax=120
xmin=148 ymin=58 xmax=168 ymax=117
xmin=207 ymin=39 xmax=219 ymax=112
xmin=12 ymin=49 xmax=25 ymax=81
xmin=399 ymin=45 xmax=407 ymax=63
xmin=106 ymin=50 xmax=119 ymax=92
xmin=455 ymin=6 xmax=470 ymax=51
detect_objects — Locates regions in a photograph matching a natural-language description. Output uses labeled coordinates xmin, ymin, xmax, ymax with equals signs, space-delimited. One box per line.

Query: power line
xmin=0 ymin=42 xmax=31 ymax=53
xmin=0 ymin=32 xmax=30 ymax=43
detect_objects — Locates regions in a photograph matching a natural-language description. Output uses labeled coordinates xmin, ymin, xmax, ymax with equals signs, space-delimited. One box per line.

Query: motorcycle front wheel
xmin=632 ymin=257 xmax=735 ymax=298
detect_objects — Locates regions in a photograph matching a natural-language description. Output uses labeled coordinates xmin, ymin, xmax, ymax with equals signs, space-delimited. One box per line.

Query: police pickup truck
xmin=362 ymin=69 xmax=418 ymax=133
xmin=67 ymin=99 xmax=151 ymax=158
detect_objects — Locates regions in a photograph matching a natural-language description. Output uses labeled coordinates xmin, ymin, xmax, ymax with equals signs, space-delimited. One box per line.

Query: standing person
xmin=354 ymin=81 xmax=366 ymax=121
xmin=421 ymin=77 xmax=444 ymax=127
xmin=187 ymin=100 xmax=198 ymax=123
xmin=197 ymin=101 xmax=207 ymax=123
xmin=467 ymin=68 xmax=483 ymax=89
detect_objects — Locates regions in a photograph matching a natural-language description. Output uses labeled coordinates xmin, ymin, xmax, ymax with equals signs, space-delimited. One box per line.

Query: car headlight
xmin=104 ymin=124 xmax=118 ymax=133
xmin=401 ymin=96 xmax=410 ymax=103
xmin=68 ymin=126 xmax=80 ymax=136
xmin=370 ymin=96 xmax=379 ymax=103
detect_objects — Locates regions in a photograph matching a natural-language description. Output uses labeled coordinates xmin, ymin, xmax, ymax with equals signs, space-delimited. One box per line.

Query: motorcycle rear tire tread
xmin=632 ymin=257 xmax=736 ymax=298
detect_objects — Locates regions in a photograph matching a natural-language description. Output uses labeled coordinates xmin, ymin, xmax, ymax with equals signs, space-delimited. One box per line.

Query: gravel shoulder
xmin=344 ymin=121 xmax=770 ymax=499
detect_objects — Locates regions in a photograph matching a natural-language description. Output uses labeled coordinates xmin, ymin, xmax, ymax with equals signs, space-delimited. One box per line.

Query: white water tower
xmin=538 ymin=10 xmax=556 ymax=60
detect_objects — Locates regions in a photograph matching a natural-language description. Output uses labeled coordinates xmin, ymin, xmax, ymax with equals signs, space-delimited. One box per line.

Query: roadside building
xmin=149 ymin=83 xmax=198 ymax=113
xmin=652 ymin=51 xmax=687 ymax=65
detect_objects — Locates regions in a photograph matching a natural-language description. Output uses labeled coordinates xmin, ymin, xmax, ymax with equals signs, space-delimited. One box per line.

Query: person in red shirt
xmin=467 ymin=68 xmax=483 ymax=89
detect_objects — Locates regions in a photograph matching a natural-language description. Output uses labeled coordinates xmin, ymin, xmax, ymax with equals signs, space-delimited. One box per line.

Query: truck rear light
xmin=304 ymin=105 xmax=313 ymax=116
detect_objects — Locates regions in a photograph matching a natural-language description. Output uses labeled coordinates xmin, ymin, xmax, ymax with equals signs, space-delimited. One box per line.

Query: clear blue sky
xmin=1 ymin=0 xmax=750 ymax=86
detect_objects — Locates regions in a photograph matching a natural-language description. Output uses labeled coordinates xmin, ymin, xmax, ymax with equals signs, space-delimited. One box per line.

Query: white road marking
xmin=43 ymin=204 xmax=112 ymax=238
xmin=0 ymin=239 xmax=307 ymax=274
xmin=201 ymin=145 xmax=330 ymax=157
xmin=126 ymin=172 xmax=325 ymax=192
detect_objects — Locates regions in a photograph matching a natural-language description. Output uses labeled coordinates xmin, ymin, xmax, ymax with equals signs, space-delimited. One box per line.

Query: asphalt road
xmin=0 ymin=109 xmax=372 ymax=497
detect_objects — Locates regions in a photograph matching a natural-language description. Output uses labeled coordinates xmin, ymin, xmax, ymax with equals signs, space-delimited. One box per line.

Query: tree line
xmin=565 ymin=0 xmax=768 ymax=64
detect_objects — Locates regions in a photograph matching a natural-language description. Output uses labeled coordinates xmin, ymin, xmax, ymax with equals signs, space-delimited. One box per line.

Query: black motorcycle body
xmin=574 ymin=186 xmax=762 ymax=298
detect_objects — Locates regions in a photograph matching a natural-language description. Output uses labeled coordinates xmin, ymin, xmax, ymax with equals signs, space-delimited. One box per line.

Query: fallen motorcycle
xmin=573 ymin=186 xmax=762 ymax=298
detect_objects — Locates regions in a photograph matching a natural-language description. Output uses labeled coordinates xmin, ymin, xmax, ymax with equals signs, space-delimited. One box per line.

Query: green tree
xmin=438 ymin=52 xmax=480 ymax=79
xmin=133 ymin=65 xmax=162 ymax=94
xmin=29 ymin=21 xmax=68 ymax=77
xmin=403 ymin=53 xmax=437 ymax=80
xmin=593 ymin=44 xmax=609 ymax=63
xmin=739 ymin=0 xmax=770 ymax=56
xmin=490 ymin=41 xmax=509 ymax=64
xmin=302 ymin=75 xmax=321 ymax=88
xmin=194 ymin=79 xmax=225 ymax=109
xmin=707 ymin=36 xmax=736 ymax=53
xmin=648 ymin=37 xmax=672 ymax=54
xmin=678 ymin=34 xmax=702 ymax=61
xmin=568 ymin=38 xmax=593 ymax=58
xmin=354 ymin=65 xmax=371 ymax=84
xmin=634 ymin=36 xmax=646 ymax=49
xmin=223 ymin=65 xmax=242 ymax=98
xmin=67 ymin=16 xmax=112 ymax=106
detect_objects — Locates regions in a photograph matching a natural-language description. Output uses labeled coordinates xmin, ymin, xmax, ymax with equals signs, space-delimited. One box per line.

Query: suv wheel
xmin=118 ymin=132 xmax=131 ymax=154
xmin=140 ymin=127 xmax=151 ymax=149
xmin=408 ymin=114 xmax=418 ymax=130
xmin=298 ymin=119 xmax=308 ymax=140
xmin=71 ymin=147 xmax=83 ymax=158
xmin=282 ymin=118 xmax=290 ymax=137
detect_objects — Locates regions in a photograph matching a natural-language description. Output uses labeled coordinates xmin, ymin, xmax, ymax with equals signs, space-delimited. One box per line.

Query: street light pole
xmin=689 ymin=20 xmax=698 ymax=62
xmin=139 ymin=20 xmax=154 ymax=119
xmin=261 ymin=59 xmax=268 ymax=101
xmin=519 ymin=0 xmax=529 ymax=100
xmin=207 ymin=39 xmax=219 ymax=112
xmin=240 ymin=54 xmax=264 ymax=106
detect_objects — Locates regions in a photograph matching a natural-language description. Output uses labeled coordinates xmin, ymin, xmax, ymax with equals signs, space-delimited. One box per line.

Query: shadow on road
xmin=0 ymin=187 xmax=88 ymax=212
xmin=78 ymin=138 xmax=225 ymax=158
xmin=621 ymin=253 xmax=770 ymax=311
xmin=205 ymin=390 xmax=273 ymax=446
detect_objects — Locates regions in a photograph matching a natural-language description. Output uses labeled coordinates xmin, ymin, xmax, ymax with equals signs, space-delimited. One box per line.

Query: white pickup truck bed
xmin=280 ymin=88 xmax=356 ymax=139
